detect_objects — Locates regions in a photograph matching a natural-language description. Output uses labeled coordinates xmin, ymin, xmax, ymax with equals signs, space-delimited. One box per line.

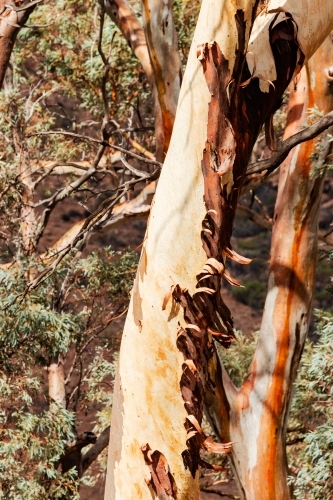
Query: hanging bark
xmin=141 ymin=0 xmax=182 ymax=160
xmin=207 ymin=35 xmax=333 ymax=500
xmin=105 ymin=2 xmax=333 ymax=499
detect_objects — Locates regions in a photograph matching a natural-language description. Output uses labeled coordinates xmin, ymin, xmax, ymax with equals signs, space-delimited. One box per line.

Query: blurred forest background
xmin=0 ymin=0 xmax=332 ymax=498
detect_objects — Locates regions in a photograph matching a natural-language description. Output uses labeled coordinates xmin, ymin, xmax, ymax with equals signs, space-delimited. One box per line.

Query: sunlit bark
xmin=105 ymin=2 xmax=333 ymax=499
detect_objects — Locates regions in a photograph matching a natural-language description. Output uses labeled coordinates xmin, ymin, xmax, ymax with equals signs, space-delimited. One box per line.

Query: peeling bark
xmin=141 ymin=444 xmax=178 ymax=500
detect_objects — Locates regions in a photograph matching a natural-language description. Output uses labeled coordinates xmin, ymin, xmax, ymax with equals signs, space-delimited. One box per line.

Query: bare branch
xmin=27 ymin=130 xmax=162 ymax=167
xmin=247 ymin=111 xmax=333 ymax=177
xmin=49 ymin=181 xmax=155 ymax=254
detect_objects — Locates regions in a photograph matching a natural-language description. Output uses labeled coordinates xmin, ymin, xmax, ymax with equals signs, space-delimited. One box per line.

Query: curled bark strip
xmin=141 ymin=444 xmax=177 ymax=500
xmin=172 ymin=283 xmax=233 ymax=477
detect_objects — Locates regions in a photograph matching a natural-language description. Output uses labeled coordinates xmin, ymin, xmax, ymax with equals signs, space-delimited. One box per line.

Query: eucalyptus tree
xmin=104 ymin=1 xmax=333 ymax=499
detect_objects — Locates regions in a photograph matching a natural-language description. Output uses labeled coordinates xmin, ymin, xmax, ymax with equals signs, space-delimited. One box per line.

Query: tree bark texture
xmin=105 ymin=2 xmax=333 ymax=499
xmin=207 ymin=35 xmax=333 ymax=500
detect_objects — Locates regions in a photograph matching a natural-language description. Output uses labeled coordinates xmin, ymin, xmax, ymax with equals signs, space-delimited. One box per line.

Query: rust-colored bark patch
xmin=141 ymin=444 xmax=178 ymax=499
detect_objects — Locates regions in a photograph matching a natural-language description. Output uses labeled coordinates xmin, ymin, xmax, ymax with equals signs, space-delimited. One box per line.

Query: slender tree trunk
xmin=141 ymin=0 xmax=182 ymax=161
xmin=207 ymin=36 xmax=333 ymax=500
xmin=105 ymin=3 xmax=333 ymax=499
xmin=104 ymin=0 xmax=181 ymax=161
xmin=48 ymin=357 xmax=66 ymax=408
xmin=0 ymin=0 xmax=36 ymax=88
xmin=104 ymin=0 xmax=153 ymax=81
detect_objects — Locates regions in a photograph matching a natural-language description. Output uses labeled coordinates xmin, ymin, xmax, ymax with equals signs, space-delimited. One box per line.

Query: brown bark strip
xmin=141 ymin=444 xmax=178 ymax=500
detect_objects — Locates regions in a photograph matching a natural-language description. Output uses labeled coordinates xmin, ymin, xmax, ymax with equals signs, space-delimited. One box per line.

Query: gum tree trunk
xmin=0 ymin=0 xmax=36 ymax=88
xmin=105 ymin=2 xmax=333 ymax=499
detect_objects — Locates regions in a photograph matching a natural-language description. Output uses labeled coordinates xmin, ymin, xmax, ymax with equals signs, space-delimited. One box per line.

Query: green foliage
xmin=231 ymin=280 xmax=267 ymax=310
xmin=0 ymin=400 xmax=80 ymax=499
xmin=288 ymin=310 xmax=333 ymax=499
xmin=218 ymin=331 xmax=257 ymax=387
xmin=0 ymin=247 xmax=137 ymax=496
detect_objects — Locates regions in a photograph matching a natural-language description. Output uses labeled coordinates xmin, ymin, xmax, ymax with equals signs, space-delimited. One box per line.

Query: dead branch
xmin=247 ymin=110 xmax=333 ymax=177
xmin=49 ymin=181 xmax=155 ymax=254
xmin=82 ymin=426 xmax=110 ymax=474
xmin=27 ymin=129 xmax=162 ymax=167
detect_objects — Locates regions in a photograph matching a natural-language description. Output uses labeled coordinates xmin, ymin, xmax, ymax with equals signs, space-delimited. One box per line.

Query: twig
xmin=27 ymin=130 xmax=162 ymax=167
